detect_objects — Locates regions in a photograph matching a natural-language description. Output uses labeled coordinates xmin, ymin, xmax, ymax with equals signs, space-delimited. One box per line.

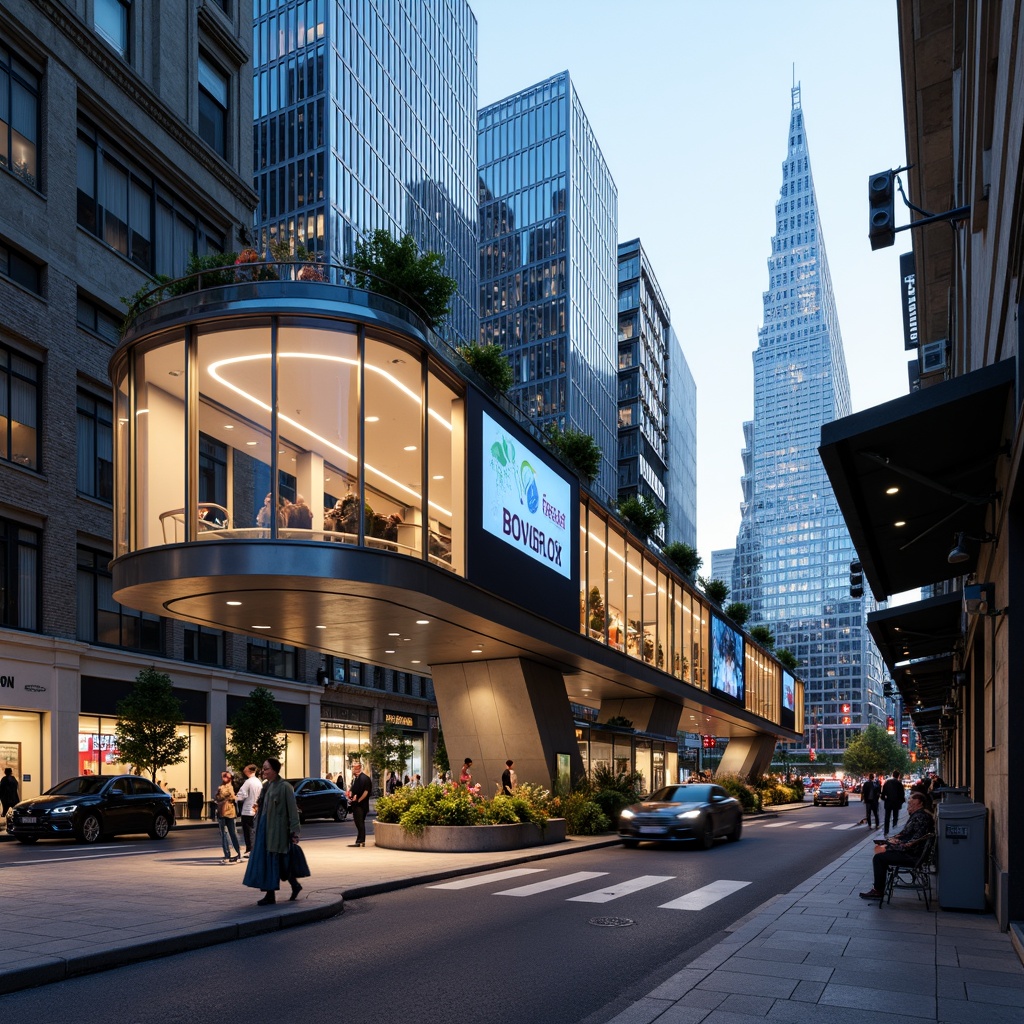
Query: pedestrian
xmin=385 ymin=770 xmax=397 ymax=795
xmin=501 ymin=759 xmax=516 ymax=795
xmin=859 ymin=792 xmax=934 ymax=900
xmin=0 ymin=767 xmax=19 ymax=814
xmin=242 ymin=758 xmax=303 ymax=905
xmin=881 ymin=770 xmax=906 ymax=836
xmin=410 ymin=773 xmax=422 ymax=788
xmin=861 ymin=772 xmax=881 ymax=829
xmin=459 ymin=757 xmax=473 ymax=787
xmin=214 ymin=771 xmax=241 ymax=863
xmin=347 ymin=761 xmax=371 ymax=847
xmin=235 ymin=764 xmax=262 ymax=856
xmin=325 ymin=772 xmax=334 ymax=783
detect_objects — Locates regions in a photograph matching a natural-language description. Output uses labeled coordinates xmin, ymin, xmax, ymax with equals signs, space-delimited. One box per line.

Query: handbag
xmin=282 ymin=841 xmax=311 ymax=879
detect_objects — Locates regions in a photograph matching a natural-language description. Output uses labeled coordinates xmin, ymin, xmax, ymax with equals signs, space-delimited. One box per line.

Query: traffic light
xmin=809 ymin=748 xmax=816 ymax=762
xmin=868 ymin=170 xmax=895 ymax=250
xmin=849 ymin=559 xmax=863 ymax=599
xmin=887 ymin=715 xmax=895 ymax=734
xmin=901 ymin=729 xmax=909 ymax=746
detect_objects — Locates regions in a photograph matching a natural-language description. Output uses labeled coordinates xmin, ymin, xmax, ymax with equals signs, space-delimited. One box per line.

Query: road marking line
xmin=495 ymin=871 xmax=607 ymax=896
xmin=568 ymin=875 xmax=676 ymax=903
xmin=762 ymin=820 xmax=795 ymax=828
xmin=658 ymin=879 xmax=751 ymax=910
xmin=798 ymin=822 xmax=829 ymax=829
xmin=2 ymin=849 xmax=155 ymax=866
xmin=428 ymin=868 xmax=545 ymax=889
xmin=833 ymin=823 xmax=862 ymax=830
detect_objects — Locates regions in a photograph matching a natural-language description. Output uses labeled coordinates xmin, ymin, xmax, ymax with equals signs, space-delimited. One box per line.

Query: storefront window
xmin=425 ymin=366 xmax=462 ymax=571
xmin=320 ymin=719 xmax=370 ymax=782
xmin=605 ymin=527 xmax=625 ymax=651
xmin=0 ymin=709 xmax=42 ymax=801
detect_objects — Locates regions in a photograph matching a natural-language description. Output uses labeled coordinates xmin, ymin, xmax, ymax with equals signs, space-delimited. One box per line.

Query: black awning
xmin=819 ymin=360 xmax=1015 ymax=600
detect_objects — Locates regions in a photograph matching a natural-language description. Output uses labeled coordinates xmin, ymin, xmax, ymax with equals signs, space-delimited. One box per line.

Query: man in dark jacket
xmin=861 ymin=772 xmax=881 ymax=829
xmin=0 ymin=767 xmax=19 ymax=814
xmin=881 ymin=770 xmax=906 ymax=836
xmin=860 ymin=792 xmax=933 ymax=899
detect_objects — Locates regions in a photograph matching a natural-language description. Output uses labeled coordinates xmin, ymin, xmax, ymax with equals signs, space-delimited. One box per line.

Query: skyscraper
xmin=478 ymin=71 xmax=618 ymax=503
xmin=666 ymin=325 xmax=698 ymax=549
xmin=731 ymin=85 xmax=885 ymax=757
xmin=252 ymin=0 xmax=479 ymax=341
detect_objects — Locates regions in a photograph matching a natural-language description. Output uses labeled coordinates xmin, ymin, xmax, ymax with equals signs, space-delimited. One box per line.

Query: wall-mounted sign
xmin=900 ymin=251 xmax=918 ymax=351
xmin=0 ymin=676 xmax=13 ymax=688
xmin=481 ymin=409 xmax=571 ymax=579
xmin=25 ymin=684 xmax=46 ymax=693
xmin=384 ymin=712 xmax=415 ymax=728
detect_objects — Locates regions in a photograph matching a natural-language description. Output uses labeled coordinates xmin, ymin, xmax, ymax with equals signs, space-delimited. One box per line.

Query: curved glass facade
xmin=113 ymin=309 xmax=466 ymax=573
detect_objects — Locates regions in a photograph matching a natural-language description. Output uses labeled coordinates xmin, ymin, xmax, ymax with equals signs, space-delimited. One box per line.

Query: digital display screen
xmin=783 ymin=671 xmax=796 ymax=711
xmin=710 ymin=616 xmax=745 ymax=703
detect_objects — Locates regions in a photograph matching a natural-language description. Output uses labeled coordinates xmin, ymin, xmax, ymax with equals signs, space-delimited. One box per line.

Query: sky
xmin=469 ymin=0 xmax=911 ymax=574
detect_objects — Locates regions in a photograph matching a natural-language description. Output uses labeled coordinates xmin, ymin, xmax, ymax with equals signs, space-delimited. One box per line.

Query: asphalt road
xmin=1 ymin=805 xmax=873 ymax=1023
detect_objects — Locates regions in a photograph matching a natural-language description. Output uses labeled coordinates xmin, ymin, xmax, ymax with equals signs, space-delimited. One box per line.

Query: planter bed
xmin=373 ymin=818 xmax=566 ymax=852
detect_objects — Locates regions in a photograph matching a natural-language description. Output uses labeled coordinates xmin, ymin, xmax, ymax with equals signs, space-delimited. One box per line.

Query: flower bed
xmin=374 ymin=818 xmax=566 ymax=852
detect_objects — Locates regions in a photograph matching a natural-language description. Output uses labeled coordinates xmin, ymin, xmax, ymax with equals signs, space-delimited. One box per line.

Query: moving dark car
xmin=7 ymin=775 xmax=175 ymax=844
xmin=814 ymin=780 xmax=849 ymax=806
xmin=287 ymin=778 xmax=348 ymax=822
xmin=618 ymin=783 xmax=742 ymax=849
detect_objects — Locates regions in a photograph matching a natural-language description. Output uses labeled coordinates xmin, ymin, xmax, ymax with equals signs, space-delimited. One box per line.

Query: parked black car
xmin=618 ymin=784 xmax=743 ymax=849
xmin=286 ymin=778 xmax=348 ymax=822
xmin=7 ymin=775 xmax=175 ymax=844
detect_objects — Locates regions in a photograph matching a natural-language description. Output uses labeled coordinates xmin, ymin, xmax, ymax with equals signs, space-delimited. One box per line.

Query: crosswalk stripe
xmin=833 ymin=823 xmax=862 ymax=830
xmin=658 ymin=879 xmax=751 ymax=910
xmin=798 ymin=822 xmax=829 ymax=829
xmin=495 ymin=871 xmax=607 ymax=896
xmin=762 ymin=820 xmax=795 ymax=828
xmin=428 ymin=868 xmax=545 ymax=889
xmin=567 ymin=875 xmax=675 ymax=903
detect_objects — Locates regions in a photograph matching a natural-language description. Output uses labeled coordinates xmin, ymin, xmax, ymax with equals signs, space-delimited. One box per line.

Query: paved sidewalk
xmin=2 ymin=809 xmax=1022 ymax=1022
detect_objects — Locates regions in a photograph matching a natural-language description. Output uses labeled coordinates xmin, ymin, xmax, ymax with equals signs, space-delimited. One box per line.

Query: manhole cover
xmin=588 ymin=917 xmax=635 ymax=927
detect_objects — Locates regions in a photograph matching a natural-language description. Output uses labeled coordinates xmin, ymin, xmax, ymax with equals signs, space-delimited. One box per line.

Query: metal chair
xmin=881 ymin=833 xmax=935 ymax=910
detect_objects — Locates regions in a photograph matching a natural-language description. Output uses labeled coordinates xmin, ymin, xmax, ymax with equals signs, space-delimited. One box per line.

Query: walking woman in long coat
xmin=243 ymin=757 xmax=302 ymax=904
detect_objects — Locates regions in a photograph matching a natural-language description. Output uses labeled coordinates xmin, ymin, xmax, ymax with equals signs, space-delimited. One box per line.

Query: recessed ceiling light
xmin=403 ymin=445 xmax=417 ymax=452
xmin=385 ymin=649 xmax=396 ymax=654
xmin=224 ymin=424 xmax=234 ymax=430
xmin=388 ymin=632 xmax=400 ymax=636
xmin=894 ymin=520 xmax=906 ymax=528
xmin=316 ymin=625 xmax=326 ymax=630
xmin=226 ymin=600 xmax=242 ymax=606
xmin=471 ymin=648 xmax=483 ymax=654
xmin=253 ymin=625 xmax=272 ymax=629
xmin=246 ymin=440 xmax=259 ymax=446
xmin=432 ymin=474 xmax=444 ymax=480
xmin=416 ymin=619 xmax=429 ymax=625
xmin=402 ymin=637 xmax=411 ymax=642
xmin=365 ymin=416 xmax=380 ymax=423
xmin=886 ymin=486 xmax=899 ymax=495
xmin=411 ymin=659 xmax=421 ymax=664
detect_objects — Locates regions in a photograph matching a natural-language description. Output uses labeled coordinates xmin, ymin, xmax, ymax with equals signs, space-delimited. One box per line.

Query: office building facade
xmin=731 ymin=86 xmax=885 ymax=759
xmin=478 ymin=71 xmax=619 ymax=504
xmin=665 ymin=326 xmax=697 ymax=549
xmin=251 ymin=0 xmax=479 ymax=342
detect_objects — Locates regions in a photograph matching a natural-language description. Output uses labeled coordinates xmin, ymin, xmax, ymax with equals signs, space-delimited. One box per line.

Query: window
xmin=198 ymin=433 xmax=228 ymax=505
xmin=247 ymin=638 xmax=295 ymax=679
xmin=0 ymin=45 xmax=40 ymax=188
xmin=76 ymin=390 xmax=113 ymax=502
xmin=0 ymin=342 xmax=41 ymax=470
xmin=184 ymin=624 xmax=224 ymax=666
xmin=198 ymin=56 xmax=229 ymax=157
xmin=94 ymin=0 xmax=130 ymax=59
xmin=76 ymin=547 xmax=162 ymax=651
xmin=77 ymin=294 xmax=121 ymax=344
xmin=0 ymin=516 xmax=40 ymax=630
xmin=0 ymin=239 xmax=42 ymax=294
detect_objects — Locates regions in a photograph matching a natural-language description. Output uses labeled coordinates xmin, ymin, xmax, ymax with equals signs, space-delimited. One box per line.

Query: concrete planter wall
xmin=373 ymin=818 xmax=566 ymax=852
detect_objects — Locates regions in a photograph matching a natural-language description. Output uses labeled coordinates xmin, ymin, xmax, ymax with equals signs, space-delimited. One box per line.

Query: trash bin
xmin=187 ymin=791 xmax=205 ymax=820
xmin=936 ymin=799 xmax=986 ymax=910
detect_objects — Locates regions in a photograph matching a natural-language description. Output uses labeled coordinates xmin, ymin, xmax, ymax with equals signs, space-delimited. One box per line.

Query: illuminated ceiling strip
xmin=208 ymin=353 xmax=452 ymax=516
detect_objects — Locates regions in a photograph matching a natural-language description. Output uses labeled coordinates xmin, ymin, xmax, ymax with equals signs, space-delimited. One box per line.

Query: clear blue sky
xmin=469 ymin=0 xmax=910 ymax=572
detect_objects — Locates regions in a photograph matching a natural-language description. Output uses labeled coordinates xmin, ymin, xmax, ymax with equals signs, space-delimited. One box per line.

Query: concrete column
xmin=598 ymin=697 xmax=683 ymax=737
xmin=430 ymin=657 xmax=584 ymax=793
xmin=716 ymin=734 xmax=777 ymax=779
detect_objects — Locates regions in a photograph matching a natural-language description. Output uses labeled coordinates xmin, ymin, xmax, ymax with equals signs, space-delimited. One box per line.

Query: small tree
xmin=114 ymin=667 xmax=189 ymax=782
xmin=843 ymin=722 xmax=911 ymax=776
xmin=601 ymin=715 xmax=634 ymax=730
xmin=616 ymin=494 xmax=667 ymax=540
xmin=662 ymin=541 xmax=702 ymax=581
xmin=586 ymin=586 xmax=606 ymax=632
xmin=700 ymin=576 xmax=730 ymax=605
xmin=225 ymin=686 xmax=285 ymax=775
xmin=749 ymin=624 xmax=775 ymax=648
xmin=433 ymin=728 xmax=450 ymax=776
xmin=357 ymin=722 xmax=415 ymax=787
xmin=457 ymin=342 xmax=514 ymax=393
xmin=776 ymin=648 xmax=800 ymax=671
xmin=350 ymin=229 xmax=457 ymax=328
xmin=545 ymin=425 xmax=603 ymax=484
xmin=724 ymin=601 xmax=751 ymax=626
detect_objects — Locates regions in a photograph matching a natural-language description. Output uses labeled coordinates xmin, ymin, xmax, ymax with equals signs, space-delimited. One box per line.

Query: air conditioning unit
xmin=920 ymin=339 xmax=948 ymax=374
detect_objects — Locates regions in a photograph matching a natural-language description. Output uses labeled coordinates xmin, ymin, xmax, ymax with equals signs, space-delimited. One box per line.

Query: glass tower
xmin=731 ymin=85 xmax=885 ymax=758
xmin=666 ymin=325 xmax=697 ymax=549
xmin=478 ymin=71 xmax=618 ymax=503
xmin=252 ymin=0 xmax=479 ymax=342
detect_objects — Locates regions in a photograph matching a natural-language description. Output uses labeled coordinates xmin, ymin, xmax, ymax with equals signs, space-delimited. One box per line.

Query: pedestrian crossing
xmin=744 ymin=818 xmax=872 ymax=832
xmin=429 ymin=868 xmax=751 ymax=912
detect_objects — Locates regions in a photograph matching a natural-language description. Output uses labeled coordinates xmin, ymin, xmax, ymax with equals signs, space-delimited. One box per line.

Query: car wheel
xmin=699 ymin=818 xmax=715 ymax=850
xmin=620 ymin=838 xmax=640 ymax=848
xmin=149 ymin=813 xmax=171 ymax=839
xmin=334 ymin=804 xmax=348 ymax=822
xmin=16 ymin=836 xmax=39 ymax=844
xmin=727 ymin=818 xmax=742 ymax=842
xmin=77 ymin=813 xmax=102 ymax=844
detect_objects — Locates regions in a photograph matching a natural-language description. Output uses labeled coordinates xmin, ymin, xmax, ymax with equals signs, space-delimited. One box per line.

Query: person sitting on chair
xmin=859 ymin=792 xmax=933 ymax=900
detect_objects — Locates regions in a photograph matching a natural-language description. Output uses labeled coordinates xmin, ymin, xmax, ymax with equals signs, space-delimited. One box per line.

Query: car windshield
xmin=648 ymin=785 xmax=712 ymax=802
xmin=820 ymin=782 xmax=842 ymax=791
xmin=46 ymin=776 xmax=110 ymax=796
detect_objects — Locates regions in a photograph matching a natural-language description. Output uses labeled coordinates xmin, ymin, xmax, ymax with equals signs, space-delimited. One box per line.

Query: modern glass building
xmin=478 ymin=71 xmax=618 ymax=505
xmin=665 ymin=325 xmax=697 ymax=549
xmin=251 ymin=0 xmax=479 ymax=342
xmin=730 ymin=86 xmax=885 ymax=759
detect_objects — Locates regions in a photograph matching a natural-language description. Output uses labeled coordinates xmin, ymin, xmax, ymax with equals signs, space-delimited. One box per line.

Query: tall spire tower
xmin=732 ymin=85 xmax=885 ymax=760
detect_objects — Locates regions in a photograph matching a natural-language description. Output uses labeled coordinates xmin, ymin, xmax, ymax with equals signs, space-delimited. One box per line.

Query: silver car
xmin=618 ymin=783 xmax=743 ymax=849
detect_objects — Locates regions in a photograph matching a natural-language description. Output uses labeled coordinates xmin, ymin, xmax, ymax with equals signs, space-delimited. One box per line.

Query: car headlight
xmin=51 ymin=805 xmax=78 ymax=815
xmin=619 ymin=809 xmax=635 ymax=819
xmin=676 ymin=810 xmax=701 ymax=819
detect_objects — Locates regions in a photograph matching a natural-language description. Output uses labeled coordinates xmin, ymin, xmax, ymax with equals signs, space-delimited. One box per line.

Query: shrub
xmin=378 ymin=781 xmax=553 ymax=835
xmin=700 ymin=577 xmax=730 ymax=604
xmin=662 ymin=541 xmax=702 ymax=580
xmin=457 ymin=342 xmax=514 ymax=393
xmin=724 ymin=602 xmax=751 ymax=626
xmin=716 ymin=772 xmax=762 ymax=813
xmin=590 ymin=763 xmax=644 ymax=802
xmin=560 ymin=791 xmax=610 ymax=835
xmin=616 ymin=494 xmax=667 ymax=540
xmin=592 ymin=789 xmax=629 ymax=823
xmin=545 ymin=425 xmax=603 ymax=484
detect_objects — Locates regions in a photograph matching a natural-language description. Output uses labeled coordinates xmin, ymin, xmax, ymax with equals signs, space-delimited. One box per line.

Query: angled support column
xmin=598 ymin=697 xmax=683 ymax=737
xmin=716 ymin=734 xmax=777 ymax=779
xmin=430 ymin=658 xmax=584 ymax=793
